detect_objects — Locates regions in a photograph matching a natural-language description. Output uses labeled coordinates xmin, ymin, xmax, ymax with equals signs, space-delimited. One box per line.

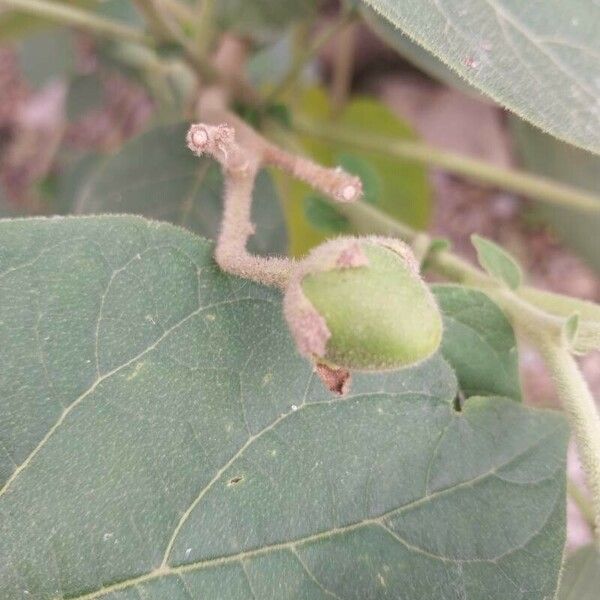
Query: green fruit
xmin=295 ymin=239 xmax=443 ymax=370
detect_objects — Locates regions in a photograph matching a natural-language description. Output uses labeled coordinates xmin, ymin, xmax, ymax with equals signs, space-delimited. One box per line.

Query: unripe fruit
xmin=284 ymin=237 xmax=443 ymax=376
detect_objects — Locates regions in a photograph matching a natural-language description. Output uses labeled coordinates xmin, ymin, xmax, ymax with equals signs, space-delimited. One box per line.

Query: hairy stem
xmin=540 ymin=341 xmax=600 ymax=543
xmin=1 ymin=0 xmax=151 ymax=44
xmin=189 ymin=90 xmax=362 ymax=288
xmin=294 ymin=116 xmax=600 ymax=214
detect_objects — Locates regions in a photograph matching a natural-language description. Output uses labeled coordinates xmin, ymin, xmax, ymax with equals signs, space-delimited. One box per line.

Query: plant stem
xmin=162 ymin=0 xmax=196 ymax=25
xmin=568 ymin=478 xmax=596 ymax=531
xmin=330 ymin=21 xmax=356 ymax=113
xmin=132 ymin=0 xmax=172 ymax=41
xmin=194 ymin=0 xmax=215 ymax=57
xmin=294 ymin=116 xmax=600 ymax=214
xmin=264 ymin=10 xmax=356 ymax=105
xmin=1 ymin=0 xmax=151 ymax=44
xmin=540 ymin=341 xmax=600 ymax=544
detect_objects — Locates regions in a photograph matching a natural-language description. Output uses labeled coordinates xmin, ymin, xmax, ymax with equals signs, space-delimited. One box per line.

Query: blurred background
xmin=0 ymin=0 xmax=598 ymax=550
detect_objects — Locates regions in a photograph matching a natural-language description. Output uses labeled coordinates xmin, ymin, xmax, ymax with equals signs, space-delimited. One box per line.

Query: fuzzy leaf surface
xmin=0 ymin=216 xmax=566 ymax=599
xmin=362 ymin=0 xmax=600 ymax=153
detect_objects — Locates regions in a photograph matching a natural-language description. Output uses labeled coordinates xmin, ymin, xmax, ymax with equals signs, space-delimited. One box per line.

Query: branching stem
xmin=188 ymin=91 xmax=363 ymax=288
xmin=539 ymin=340 xmax=600 ymax=544
xmin=1 ymin=0 xmax=151 ymax=44
xmin=294 ymin=115 xmax=600 ymax=214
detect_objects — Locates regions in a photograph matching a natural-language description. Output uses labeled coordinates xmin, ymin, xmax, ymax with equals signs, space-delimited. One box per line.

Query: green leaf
xmin=559 ymin=545 xmax=600 ymax=599
xmin=18 ymin=27 xmax=75 ymax=87
xmin=76 ymin=122 xmax=288 ymax=257
xmin=0 ymin=216 xmax=566 ymax=599
xmin=52 ymin=152 xmax=107 ymax=215
xmin=511 ymin=117 xmax=600 ymax=273
xmin=472 ymin=234 xmax=523 ymax=290
xmin=303 ymin=194 xmax=350 ymax=233
xmin=361 ymin=0 xmax=600 ymax=154
xmin=360 ymin=5 xmax=480 ymax=96
xmin=0 ymin=183 xmax=24 ymax=217
xmin=280 ymin=88 xmax=431 ymax=256
xmin=66 ymin=74 xmax=105 ymax=121
xmin=563 ymin=313 xmax=580 ymax=348
xmin=520 ymin=287 xmax=600 ymax=355
xmin=433 ymin=285 xmax=522 ymax=400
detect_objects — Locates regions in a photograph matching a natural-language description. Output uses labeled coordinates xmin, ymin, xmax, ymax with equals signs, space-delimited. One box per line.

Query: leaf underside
xmin=0 ymin=216 xmax=567 ymax=599
xmin=362 ymin=0 xmax=600 ymax=154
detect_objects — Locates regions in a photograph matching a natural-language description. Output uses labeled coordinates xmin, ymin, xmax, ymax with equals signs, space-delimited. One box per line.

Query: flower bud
xmin=284 ymin=237 xmax=443 ymax=378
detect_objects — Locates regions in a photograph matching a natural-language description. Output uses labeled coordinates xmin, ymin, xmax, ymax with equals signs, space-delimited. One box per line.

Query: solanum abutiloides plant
xmin=187 ymin=119 xmax=443 ymax=393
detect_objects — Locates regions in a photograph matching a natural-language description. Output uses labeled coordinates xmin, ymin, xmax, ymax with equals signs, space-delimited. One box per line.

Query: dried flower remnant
xmin=185 ymin=120 xmax=442 ymax=393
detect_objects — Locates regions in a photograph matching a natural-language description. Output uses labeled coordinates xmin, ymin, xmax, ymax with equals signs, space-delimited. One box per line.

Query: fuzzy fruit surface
xmin=301 ymin=243 xmax=443 ymax=370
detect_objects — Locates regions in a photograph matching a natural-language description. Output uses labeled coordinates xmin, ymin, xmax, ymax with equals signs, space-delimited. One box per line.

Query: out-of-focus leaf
xmin=216 ymin=0 xmax=318 ymax=42
xmin=278 ymin=88 xmax=431 ymax=256
xmin=520 ymin=287 xmax=600 ymax=354
xmin=511 ymin=117 xmax=600 ymax=273
xmin=0 ymin=184 xmax=24 ymax=217
xmin=76 ymin=122 xmax=288 ymax=256
xmin=95 ymin=0 xmax=143 ymax=26
xmin=303 ymin=194 xmax=350 ymax=233
xmin=53 ymin=152 xmax=106 ymax=215
xmin=472 ymin=234 xmax=523 ymax=290
xmin=66 ymin=74 xmax=104 ymax=121
xmin=18 ymin=27 xmax=75 ymax=87
xmin=559 ymin=545 xmax=600 ymax=600
xmin=362 ymin=0 xmax=600 ymax=154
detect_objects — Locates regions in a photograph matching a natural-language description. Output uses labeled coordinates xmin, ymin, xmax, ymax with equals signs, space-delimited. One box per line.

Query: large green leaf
xmin=360 ymin=5 xmax=480 ymax=96
xmin=361 ymin=0 xmax=600 ymax=154
xmin=558 ymin=545 xmax=600 ymax=599
xmin=75 ymin=122 xmax=288 ymax=257
xmin=0 ymin=216 xmax=567 ymax=599
xmin=18 ymin=27 xmax=75 ymax=87
xmin=433 ymin=285 xmax=522 ymax=400
xmin=510 ymin=117 xmax=600 ymax=273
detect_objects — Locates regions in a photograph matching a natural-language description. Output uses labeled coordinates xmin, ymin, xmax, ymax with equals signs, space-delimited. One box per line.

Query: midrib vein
xmin=0 ymin=297 xmax=262 ymax=498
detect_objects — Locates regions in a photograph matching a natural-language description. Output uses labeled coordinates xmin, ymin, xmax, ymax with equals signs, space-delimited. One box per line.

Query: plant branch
xmin=132 ymin=0 xmax=216 ymax=79
xmin=132 ymin=0 xmax=172 ymax=41
xmin=188 ymin=89 xmax=362 ymax=288
xmin=330 ymin=21 xmax=357 ymax=112
xmin=264 ymin=10 xmax=357 ymax=105
xmin=539 ymin=340 xmax=600 ymax=543
xmin=568 ymin=478 xmax=596 ymax=531
xmin=162 ymin=0 xmax=196 ymax=25
xmin=1 ymin=0 xmax=152 ymax=44
xmin=194 ymin=0 xmax=215 ymax=57
xmin=294 ymin=115 xmax=600 ymax=214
